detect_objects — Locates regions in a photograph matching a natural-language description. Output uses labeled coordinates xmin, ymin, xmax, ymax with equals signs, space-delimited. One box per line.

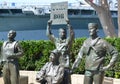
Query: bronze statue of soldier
xmin=36 ymin=49 xmax=64 ymax=84
xmin=72 ymin=23 xmax=118 ymax=84
xmin=46 ymin=19 xmax=74 ymax=84
xmin=1 ymin=30 xmax=23 ymax=84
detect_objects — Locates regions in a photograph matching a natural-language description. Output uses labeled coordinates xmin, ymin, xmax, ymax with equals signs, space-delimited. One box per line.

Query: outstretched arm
xmin=72 ymin=46 xmax=84 ymax=70
xmin=36 ymin=62 xmax=49 ymax=81
xmin=66 ymin=19 xmax=74 ymax=46
xmin=72 ymin=57 xmax=81 ymax=70
xmin=46 ymin=20 xmax=55 ymax=42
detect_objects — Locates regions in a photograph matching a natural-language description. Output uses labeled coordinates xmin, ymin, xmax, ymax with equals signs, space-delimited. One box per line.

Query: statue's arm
xmin=101 ymin=42 xmax=118 ymax=71
xmin=0 ymin=46 xmax=3 ymax=63
xmin=67 ymin=19 xmax=74 ymax=44
xmin=53 ymin=66 xmax=64 ymax=84
xmin=72 ymin=46 xmax=84 ymax=70
xmin=46 ymin=20 xmax=55 ymax=42
xmin=15 ymin=42 xmax=24 ymax=57
xmin=109 ymin=47 xmax=118 ymax=66
xmin=36 ymin=62 xmax=48 ymax=81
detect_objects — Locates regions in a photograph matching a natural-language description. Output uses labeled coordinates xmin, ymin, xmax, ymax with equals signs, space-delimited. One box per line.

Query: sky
xmin=0 ymin=0 xmax=91 ymax=9
xmin=0 ymin=0 xmax=117 ymax=7
xmin=0 ymin=0 xmax=117 ymax=5
xmin=0 ymin=0 xmax=90 ymax=7
xmin=0 ymin=0 xmax=87 ymax=4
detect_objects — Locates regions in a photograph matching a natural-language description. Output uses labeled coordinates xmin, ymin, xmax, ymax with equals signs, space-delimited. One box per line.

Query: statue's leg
xmin=68 ymin=69 xmax=71 ymax=84
xmin=84 ymin=70 xmax=93 ymax=84
xmin=93 ymin=71 xmax=104 ymax=84
xmin=63 ymin=68 xmax=71 ymax=84
xmin=0 ymin=66 xmax=2 ymax=77
xmin=10 ymin=62 xmax=19 ymax=84
xmin=84 ymin=75 xmax=93 ymax=84
xmin=3 ymin=63 xmax=11 ymax=84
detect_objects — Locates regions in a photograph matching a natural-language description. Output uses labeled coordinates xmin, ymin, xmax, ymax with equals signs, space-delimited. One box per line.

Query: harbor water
xmin=0 ymin=28 xmax=106 ymax=41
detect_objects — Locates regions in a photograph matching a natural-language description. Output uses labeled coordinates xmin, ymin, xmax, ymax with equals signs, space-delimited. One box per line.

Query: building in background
xmin=0 ymin=0 xmax=118 ymax=40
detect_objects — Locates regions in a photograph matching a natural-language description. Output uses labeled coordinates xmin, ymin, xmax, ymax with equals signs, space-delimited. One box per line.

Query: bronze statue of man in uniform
xmin=36 ymin=49 xmax=64 ymax=84
xmin=72 ymin=23 xmax=118 ymax=84
xmin=46 ymin=19 xmax=74 ymax=84
xmin=1 ymin=30 xmax=23 ymax=84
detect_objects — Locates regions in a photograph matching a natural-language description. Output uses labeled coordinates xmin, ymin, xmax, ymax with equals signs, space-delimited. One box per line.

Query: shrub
xmin=1 ymin=38 xmax=120 ymax=78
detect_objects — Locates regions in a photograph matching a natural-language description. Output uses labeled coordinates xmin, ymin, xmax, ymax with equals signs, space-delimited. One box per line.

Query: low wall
xmin=0 ymin=70 xmax=120 ymax=84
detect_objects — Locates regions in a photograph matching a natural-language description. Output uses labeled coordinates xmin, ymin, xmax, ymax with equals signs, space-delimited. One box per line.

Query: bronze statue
xmin=1 ymin=30 xmax=23 ymax=84
xmin=0 ymin=65 xmax=2 ymax=77
xmin=0 ymin=58 xmax=2 ymax=76
xmin=46 ymin=19 xmax=74 ymax=84
xmin=36 ymin=49 xmax=64 ymax=84
xmin=72 ymin=23 xmax=118 ymax=84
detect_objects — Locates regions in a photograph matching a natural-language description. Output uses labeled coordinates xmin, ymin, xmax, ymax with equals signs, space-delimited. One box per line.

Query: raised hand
xmin=48 ymin=20 xmax=52 ymax=25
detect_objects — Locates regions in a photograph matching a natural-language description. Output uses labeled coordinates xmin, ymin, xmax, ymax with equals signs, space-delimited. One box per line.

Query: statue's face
xmin=88 ymin=23 xmax=98 ymax=37
xmin=49 ymin=53 xmax=55 ymax=62
xmin=59 ymin=29 xmax=66 ymax=39
xmin=8 ymin=31 xmax=15 ymax=39
xmin=88 ymin=27 xmax=97 ymax=37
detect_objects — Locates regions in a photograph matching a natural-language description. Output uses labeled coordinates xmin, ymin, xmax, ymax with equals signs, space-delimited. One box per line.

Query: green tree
xmin=85 ymin=0 xmax=117 ymax=37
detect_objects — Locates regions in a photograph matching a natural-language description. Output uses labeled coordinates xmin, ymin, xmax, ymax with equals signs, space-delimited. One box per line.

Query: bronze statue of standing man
xmin=72 ymin=23 xmax=118 ymax=84
xmin=46 ymin=19 xmax=74 ymax=84
xmin=1 ymin=30 xmax=23 ymax=84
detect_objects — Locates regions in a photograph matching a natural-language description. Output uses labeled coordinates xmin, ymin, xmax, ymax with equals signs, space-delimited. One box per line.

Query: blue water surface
xmin=0 ymin=29 xmax=105 ymax=41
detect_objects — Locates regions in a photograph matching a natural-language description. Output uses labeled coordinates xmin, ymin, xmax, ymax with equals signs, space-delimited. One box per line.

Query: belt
xmin=2 ymin=59 xmax=15 ymax=63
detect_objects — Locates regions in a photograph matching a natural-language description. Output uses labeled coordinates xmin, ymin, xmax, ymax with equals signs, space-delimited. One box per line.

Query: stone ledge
xmin=19 ymin=76 xmax=28 ymax=84
xmin=0 ymin=76 xmax=28 ymax=84
xmin=0 ymin=71 xmax=120 ymax=84
xmin=71 ymin=74 xmax=120 ymax=84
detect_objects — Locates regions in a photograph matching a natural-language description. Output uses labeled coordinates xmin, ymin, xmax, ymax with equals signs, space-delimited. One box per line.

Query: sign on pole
xmin=50 ymin=1 xmax=68 ymax=25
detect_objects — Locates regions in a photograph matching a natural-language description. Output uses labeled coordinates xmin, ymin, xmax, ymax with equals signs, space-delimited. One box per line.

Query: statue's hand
xmin=72 ymin=61 xmax=79 ymax=70
xmin=48 ymin=20 xmax=52 ymax=25
xmin=0 ymin=60 xmax=1 ymax=65
xmin=100 ymin=66 xmax=109 ymax=71
xmin=7 ymin=53 xmax=16 ymax=59
xmin=36 ymin=78 xmax=41 ymax=82
xmin=36 ymin=77 xmax=43 ymax=82
xmin=71 ymin=65 xmax=75 ymax=70
xmin=66 ymin=19 xmax=70 ymax=24
xmin=36 ymin=78 xmax=39 ymax=81
xmin=71 ymin=66 xmax=76 ymax=74
xmin=70 ymin=69 xmax=73 ymax=74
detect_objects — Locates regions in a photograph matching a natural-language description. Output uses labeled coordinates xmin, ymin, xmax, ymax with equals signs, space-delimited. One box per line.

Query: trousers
xmin=84 ymin=70 xmax=104 ymax=84
xmin=3 ymin=61 xmax=19 ymax=84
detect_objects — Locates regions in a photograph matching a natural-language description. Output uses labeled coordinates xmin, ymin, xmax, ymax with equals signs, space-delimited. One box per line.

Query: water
xmin=0 ymin=29 xmax=106 ymax=41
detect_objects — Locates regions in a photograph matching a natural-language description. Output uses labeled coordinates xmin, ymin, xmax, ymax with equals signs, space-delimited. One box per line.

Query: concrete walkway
xmin=0 ymin=70 xmax=120 ymax=84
